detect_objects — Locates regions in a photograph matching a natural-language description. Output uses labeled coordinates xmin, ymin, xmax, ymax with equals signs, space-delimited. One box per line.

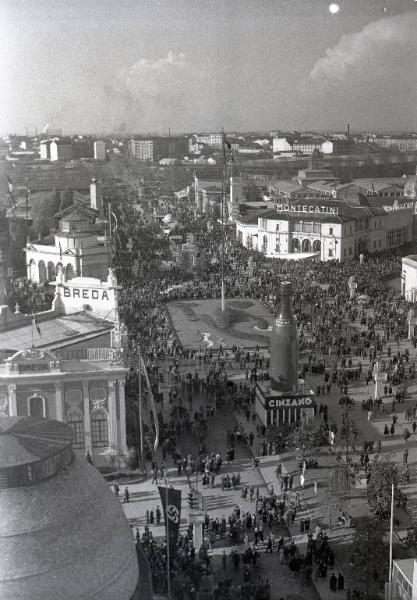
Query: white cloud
xmin=101 ymin=51 xmax=203 ymax=132
xmin=122 ymin=52 xmax=189 ymax=97
xmin=307 ymin=12 xmax=417 ymax=129
xmin=311 ymin=12 xmax=417 ymax=82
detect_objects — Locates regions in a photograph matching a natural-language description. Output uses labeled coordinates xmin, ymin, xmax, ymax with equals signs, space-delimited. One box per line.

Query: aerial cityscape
xmin=2 ymin=1 xmax=417 ymax=600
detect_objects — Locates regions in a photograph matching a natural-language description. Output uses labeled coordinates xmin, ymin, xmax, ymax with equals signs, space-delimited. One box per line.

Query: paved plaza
xmin=166 ymin=298 xmax=274 ymax=349
xmin=113 ymin=302 xmax=417 ymax=600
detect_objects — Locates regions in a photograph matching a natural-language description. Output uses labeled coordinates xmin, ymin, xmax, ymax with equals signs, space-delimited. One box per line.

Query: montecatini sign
xmin=276 ymin=204 xmax=339 ymax=214
xmin=267 ymin=396 xmax=314 ymax=409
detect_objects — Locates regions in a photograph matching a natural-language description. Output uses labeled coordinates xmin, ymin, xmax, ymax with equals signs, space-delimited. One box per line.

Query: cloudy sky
xmin=1 ymin=0 xmax=417 ymax=135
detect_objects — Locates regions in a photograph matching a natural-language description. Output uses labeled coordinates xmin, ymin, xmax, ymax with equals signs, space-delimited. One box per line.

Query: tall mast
xmin=221 ymin=127 xmax=226 ymax=313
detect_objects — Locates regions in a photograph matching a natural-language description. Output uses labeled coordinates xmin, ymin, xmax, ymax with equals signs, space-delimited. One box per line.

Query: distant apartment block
xmin=40 ymin=140 xmax=52 ymax=160
xmin=192 ymin=133 xmax=223 ymax=149
xmin=273 ymin=137 xmax=334 ymax=155
xmin=130 ymin=139 xmax=154 ymax=161
xmin=50 ymin=140 xmax=74 ymax=161
xmin=130 ymin=137 xmax=188 ymax=161
xmin=374 ymin=137 xmax=417 ymax=152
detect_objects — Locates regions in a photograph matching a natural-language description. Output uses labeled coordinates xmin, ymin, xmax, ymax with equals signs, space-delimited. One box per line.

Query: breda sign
xmin=267 ymin=396 xmax=313 ymax=410
xmin=53 ymin=275 xmax=118 ymax=320
xmin=63 ymin=287 xmax=110 ymax=301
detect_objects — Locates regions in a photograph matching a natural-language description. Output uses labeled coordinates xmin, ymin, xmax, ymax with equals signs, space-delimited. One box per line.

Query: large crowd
xmin=106 ymin=188 xmax=416 ymax=599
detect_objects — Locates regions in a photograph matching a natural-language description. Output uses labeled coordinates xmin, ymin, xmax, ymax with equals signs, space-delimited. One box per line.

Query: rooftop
xmin=0 ymin=417 xmax=73 ymax=470
xmin=0 ymin=312 xmax=112 ymax=352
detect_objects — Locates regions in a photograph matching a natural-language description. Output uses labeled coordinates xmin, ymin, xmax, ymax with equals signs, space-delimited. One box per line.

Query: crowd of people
xmin=108 ymin=187 xmax=416 ymax=599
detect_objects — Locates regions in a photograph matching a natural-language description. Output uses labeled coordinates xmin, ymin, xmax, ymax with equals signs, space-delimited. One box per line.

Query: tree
xmin=8 ymin=217 xmax=30 ymax=275
xmin=366 ymin=454 xmax=402 ymax=523
xmin=287 ymin=423 xmax=325 ymax=461
xmin=30 ymin=190 xmax=61 ymax=238
xmin=350 ymin=518 xmax=389 ymax=596
xmin=126 ymin=447 xmax=139 ymax=471
xmin=340 ymin=405 xmax=358 ymax=464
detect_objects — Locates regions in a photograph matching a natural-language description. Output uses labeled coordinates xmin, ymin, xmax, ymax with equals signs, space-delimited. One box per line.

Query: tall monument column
xmin=269 ymin=282 xmax=298 ymax=392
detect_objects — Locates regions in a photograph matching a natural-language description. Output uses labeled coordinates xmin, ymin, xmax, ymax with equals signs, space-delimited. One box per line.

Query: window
xmin=374 ymin=240 xmax=377 ymax=248
xmin=328 ymin=249 xmax=333 ymax=257
xmin=379 ymin=239 xmax=382 ymax=247
xmin=92 ymin=411 xmax=108 ymax=447
xmin=349 ymin=247 xmax=352 ymax=255
xmin=329 ymin=227 xmax=333 ymax=235
xmin=275 ymin=224 xmax=280 ymax=232
xmin=28 ymin=395 xmax=46 ymax=418
xmin=67 ymin=416 xmax=85 ymax=449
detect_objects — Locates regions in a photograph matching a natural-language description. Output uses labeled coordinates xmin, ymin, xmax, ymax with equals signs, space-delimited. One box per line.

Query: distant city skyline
xmin=1 ymin=0 xmax=417 ymax=136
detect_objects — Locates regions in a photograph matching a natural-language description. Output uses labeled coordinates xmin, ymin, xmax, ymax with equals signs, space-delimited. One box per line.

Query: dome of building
xmin=0 ymin=417 xmax=140 ymax=600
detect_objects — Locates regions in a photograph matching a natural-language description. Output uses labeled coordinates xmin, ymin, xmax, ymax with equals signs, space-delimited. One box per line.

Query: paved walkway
xmin=118 ymin=331 xmax=417 ymax=600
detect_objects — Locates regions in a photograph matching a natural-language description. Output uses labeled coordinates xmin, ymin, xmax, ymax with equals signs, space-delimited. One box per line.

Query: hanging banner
xmin=158 ymin=486 xmax=181 ymax=561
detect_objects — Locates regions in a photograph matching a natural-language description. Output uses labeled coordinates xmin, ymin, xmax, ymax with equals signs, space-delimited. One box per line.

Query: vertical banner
xmin=158 ymin=486 xmax=181 ymax=560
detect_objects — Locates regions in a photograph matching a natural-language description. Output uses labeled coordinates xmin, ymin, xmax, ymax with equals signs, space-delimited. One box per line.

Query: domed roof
xmin=0 ymin=417 xmax=140 ymax=600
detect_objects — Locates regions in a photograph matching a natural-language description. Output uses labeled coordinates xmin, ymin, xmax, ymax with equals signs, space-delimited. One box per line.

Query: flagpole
xmin=388 ymin=481 xmax=394 ymax=600
xmin=221 ymin=127 xmax=226 ymax=314
xmin=165 ymin=477 xmax=171 ymax=600
xmin=138 ymin=346 xmax=145 ymax=472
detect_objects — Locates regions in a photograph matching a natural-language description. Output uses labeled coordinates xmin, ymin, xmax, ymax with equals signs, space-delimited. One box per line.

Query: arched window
xmin=262 ymin=235 xmax=268 ymax=254
xmin=292 ymin=238 xmax=300 ymax=253
xmin=28 ymin=394 xmax=46 ymax=418
xmin=28 ymin=259 xmax=37 ymax=281
xmin=91 ymin=410 xmax=109 ymax=447
xmin=38 ymin=261 xmax=47 ymax=283
xmin=66 ymin=264 xmax=75 ymax=280
xmin=312 ymin=240 xmax=321 ymax=253
xmin=55 ymin=262 xmax=63 ymax=276
xmin=302 ymin=239 xmax=312 ymax=253
xmin=47 ymin=262 xmax=55 ymax=281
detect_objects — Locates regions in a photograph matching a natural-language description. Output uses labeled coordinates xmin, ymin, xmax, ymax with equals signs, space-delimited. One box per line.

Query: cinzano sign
xmin=267 ymin=396 xmax=313 ymax=409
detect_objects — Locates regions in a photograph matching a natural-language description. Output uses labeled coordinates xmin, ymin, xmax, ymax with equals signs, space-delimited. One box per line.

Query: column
xmin=108 ymin=379 xmax=118 ymax=451
xmin=118 ymin=379 xmax=127 ymax=454
xmin=55 ymin=381 xmax=64 ymax=422
xmin=82 ymin=381 xmax=92 ymax=453
xmin=8 ymin=384 xmax=17 ymax=416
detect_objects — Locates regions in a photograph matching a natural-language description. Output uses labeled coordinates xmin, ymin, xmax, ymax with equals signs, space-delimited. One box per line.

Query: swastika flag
xmin=158 ymin=485 xmax=181 ymax=561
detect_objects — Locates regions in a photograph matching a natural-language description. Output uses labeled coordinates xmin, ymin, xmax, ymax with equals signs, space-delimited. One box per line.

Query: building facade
xmin=235 ymin=200 xmax=413 ymax=262
xmin=402 ymin=255 xmax=417 ymax=301
xmin=50 ymin=140 xmax=74 ymax=161
xmin=130 ymin=138 xmax=154 ymax=161
xmin=94 ymin=140 xmax=106 ymax=160
xmin=25 ymin=180 xmax=109 ymax=283
xmin=0 ymin=347 xmax=128 ymax=460
xmin=390 ymin=558 xmax=416 ymax=600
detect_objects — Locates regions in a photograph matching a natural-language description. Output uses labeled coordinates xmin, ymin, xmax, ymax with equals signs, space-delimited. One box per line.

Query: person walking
xmin=124 ymin=486 xmax=130 ymax=503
